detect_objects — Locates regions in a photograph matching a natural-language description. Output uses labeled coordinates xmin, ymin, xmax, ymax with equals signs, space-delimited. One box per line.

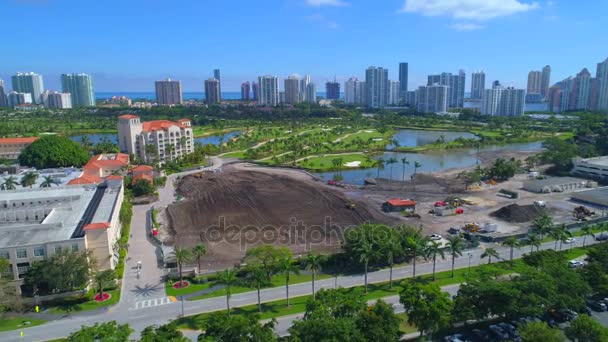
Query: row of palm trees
xmin=373 ymin=157 xmax=422 ymax=181
xmin=1 ymin=172 xmax=59 ymax=190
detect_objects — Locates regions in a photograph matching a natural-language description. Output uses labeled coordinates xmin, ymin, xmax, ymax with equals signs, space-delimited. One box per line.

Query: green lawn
xmin=396 ymin=313 xmax=418 ymax=334
xmin=0 ymin=317 xmax=46 ymax=332
xmin=297 ymin=153 xmax=375 ymax=171
xmin=220 ymin=151 xmax=245 ymax=158
xmin=183 ymin=273 xmax=331 ymax=301
xmin=192 ymin=127 xmax=246 ymax=138
xmin=47 ymin=289 xmax=121 ymax=314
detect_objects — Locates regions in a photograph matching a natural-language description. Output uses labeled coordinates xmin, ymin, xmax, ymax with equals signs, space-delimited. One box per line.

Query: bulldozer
xmin=573 ymin=206 xmax=595 ymax=220
xmin=463 ymin=223 xmax=480 ymax=233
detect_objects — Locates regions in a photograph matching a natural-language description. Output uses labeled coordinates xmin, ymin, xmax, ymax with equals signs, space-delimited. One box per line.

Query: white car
xmin=565 ymin=237 xmax=576 ymax=244
xmin=429 ymin=234 xmax=442 ymax=241
xmin=568 ymin=260 xmax=584 ymax=268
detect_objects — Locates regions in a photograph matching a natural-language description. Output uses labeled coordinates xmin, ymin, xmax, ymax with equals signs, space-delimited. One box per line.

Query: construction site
xmin=161 ymin=163 xmax=395 ymax=269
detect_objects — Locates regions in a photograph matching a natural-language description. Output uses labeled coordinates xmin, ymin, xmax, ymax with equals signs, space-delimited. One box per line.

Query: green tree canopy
xmin=24 ymin=249 xmax=91 ymax=295
xmin=67 ymin=321 xmax=133 ymax=342
xmin=18 ymin=135 xmax=89 ymax=169
xmin=566 ymin=314 xmax=608 ymax=342
xmin=399 ymin=281 xmax=453 ymax=337
xmin=518 ymin=321 xmax=565 ymax=342
xmin=139 ymin=323 xmax=188 ymax=342
xmin=199 ymin=312 xmax=277 ymax=342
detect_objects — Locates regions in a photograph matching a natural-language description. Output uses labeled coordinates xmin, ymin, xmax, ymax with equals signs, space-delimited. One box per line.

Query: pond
xmin=315 ymin=129 xmax=543 ymax=185
xmin=194 ymin=130 xmax=243 ymax=146
xmin=70 ymin=133 xmax=118 ymax=145
xmin=388 ymin=128 xmax=478 ymax=149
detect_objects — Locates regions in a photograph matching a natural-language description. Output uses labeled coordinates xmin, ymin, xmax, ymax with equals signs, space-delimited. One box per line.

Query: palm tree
xmin=502 ymin=237 xmax=520 ymax=265
xmin=192 ymin=244 xmax=207 ymax=274
xmin=40 ymin=176 xmax=59 ymax=188
xmin=525 ymin=234 xmax=541 ymax=253
xmin=356 ymin=239 xmax=374 ymax=293
xmin=246 ymin=266 xmax=267 ymax=313
xmin=93 ymin=269 xmax=116 ymax=300
xmin=581 ymin=225 xmax=594 ymax=247
xmin=387 ymin=157 xmax=398 ymax=181
xmin=374 ymin=157 xmax=385 ymax=178
xmin=384 ymin=232 xmax=403 ymax=289
xmin=277 ymin=257 xmax=299 ymax=307
xmin=446 ymin=236 xmax=465 ymax=278
xmin=216 ymin=268 xmax=238 ymax=315
xmin=554 ymin=224 xmax=573 ymax=250
xmin=404 ymin=233 xmax=429 ymax=278
xmin=413 ymin=161 xmax=422 ymax=175
xmin=533 ymin=213 xmax=553 ymax=240
xmin=481 ymin=248 xmax=500 ymax=264
xmin=426 ymin=241 xmax=446 ymax=281
xmin=172 ymin=247 xmax=192 ymax=287
xmin=20 ymin=171 xmax=38 ymax=188
xmin=401 ymin=157 xmax=410 ymax=182
xmin=304 ymin=252 xmax=324 ymax=300
xmin=80 ymin=135 xmax=92 ymax=152
xmin=1 ymin=176 xmax=19 ymax=190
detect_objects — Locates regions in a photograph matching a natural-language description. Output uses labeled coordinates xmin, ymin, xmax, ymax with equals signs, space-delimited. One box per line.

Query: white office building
xmin=365 ymin=66 xmax=389 ymax=108
xmin=61 ymin=73 xmax=95 ymax=107
xmin=42 ymin=90 xmax=72 ymax=109
xmin=389 ymin=80 xmax=400 ymax=105
xmin=416 ymin=84 xmax=448 ymax=113
xmin=258 ymin=75 xmax=280 ymax=106
xmin=11 ymin=72 xmax=44 ymax=104
xmin=481 ymin=87 xmax=525 ymax=116
xmin=7 ymin=91 xmax=32 ymax=107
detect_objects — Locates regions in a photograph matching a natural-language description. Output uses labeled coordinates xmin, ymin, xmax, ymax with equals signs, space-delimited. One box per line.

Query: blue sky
xmin=1 ymin=0 xmax=606 ymax=92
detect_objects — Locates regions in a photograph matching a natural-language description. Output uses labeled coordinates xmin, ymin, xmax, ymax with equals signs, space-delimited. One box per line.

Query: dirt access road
xmin=164 ymin=163 xmax=395 ymax=270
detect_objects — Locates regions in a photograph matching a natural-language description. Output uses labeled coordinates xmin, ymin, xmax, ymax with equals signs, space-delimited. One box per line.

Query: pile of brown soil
xmin=490 ymin=203 xmax=545 ymax=223
xmin=165 ymin=166 xmax=389 ymax=269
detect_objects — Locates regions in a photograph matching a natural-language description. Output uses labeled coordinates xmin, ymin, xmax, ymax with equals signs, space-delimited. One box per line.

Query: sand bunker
xmin=344 ymin=161 xmax=361 ymax=167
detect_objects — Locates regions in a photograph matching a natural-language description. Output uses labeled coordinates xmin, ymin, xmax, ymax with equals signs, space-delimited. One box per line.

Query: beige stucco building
xmin=0 ymin=137 xmax=38 ymax=160
xmin=117 ymin=114 xmax=194 ymax=164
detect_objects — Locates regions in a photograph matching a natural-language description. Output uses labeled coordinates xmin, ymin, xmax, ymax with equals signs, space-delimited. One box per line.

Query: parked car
xmin=471 ymin=329 xmax=490 ymax=341
xmin=444 ymin=333 xmax=467 ymax=342
xmin=489 ymin=325 xmax=509 ymax=340
xmin=565 ymin=237 xmax=576 ymax=244
xmin=569 ymin=260 xmax=584 ymax=268
xmin=429 ymin=233 xmax=442 ymax=240
xmin=587 ymin=300 xmax=608 ymax=312
xmin=448 ymin=227 xmax=461 ymax=235
xmin=595 ymin=232 xmax=608 ymax=241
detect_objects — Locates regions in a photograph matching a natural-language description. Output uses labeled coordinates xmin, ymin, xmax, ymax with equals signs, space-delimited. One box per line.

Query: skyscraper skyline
xmin=155 ymin=79 xmax=183 ymax=106
xmin=365 ymin=66 xmax=389 ymax=108
xmin=597 ymin=58 xmax=608 ymax=110
xmin=527 ymin=70 xmax=542 ymax=94
xmin=204 ymin=78 xmax=221 ymax=104
xmin=241 ymin=81 xmax=251 ymax=100
xmin=61 ymin=73 xmax=95 ymax=107
xmin=427 ymin=71 xmax=465 ymax=108
xmin=482 ymin=86 xmax=525 ymax=117
xmin=416 ymin=84 xmax=448 ymax=113
xmin=258 ymin=75 xmax=279 ymax=107
xmin=399 ymin=62 xmax=408 ymax=99
xmin=284 ymin=75 xmax=300 ymax=105
xmin=325 ymin=80 xmax=340 ymax=100
xmin=541 ymin=65 xmax=551 ymax=99
xmin=0 ymin=79 xmax=7 ymax=107
xmin=470 ymin=71 xmax=485 ymax=100
xmin=11 ymin=72 xmax=44 ymax=104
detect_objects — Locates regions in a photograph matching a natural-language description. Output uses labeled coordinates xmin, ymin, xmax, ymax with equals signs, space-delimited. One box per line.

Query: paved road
xmin=1 ymin=233 xmax=596 ymax=341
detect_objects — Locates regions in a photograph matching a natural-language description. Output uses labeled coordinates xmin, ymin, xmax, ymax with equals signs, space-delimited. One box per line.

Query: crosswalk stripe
xmin=131 ymin=297 xmax=174 ymax=310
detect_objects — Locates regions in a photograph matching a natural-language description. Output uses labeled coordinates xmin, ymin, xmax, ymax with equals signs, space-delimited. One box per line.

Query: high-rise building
xmin=306 ymin=83 xmax=317 ymax=104
xmin=118 ymin=115 xmax=193 ymax=164
xmin=252 ymin=82 xmax=259 ymax=101
xmin=213 ymin=69 xmax=221 ymax=81
xmin=344 ymin=77 xmax=357 ymax=104
xmin=470 ymin=71 xmax=485 ymax=100
xmin=527 ymin=70 xmax=542 ymax=94
xmin=299 ymin=74 xmax=311 ymax=102
xmin=597 ymin=57 xmax=608 ymax=111
xmin=41 ymin=90 xmax=72 ymax=109
xmin=284 ymin=75 xmax=301 ymax=105
xmin=481 ymin=86 xmax=525 ymax=116
xmin=492 ymin=80 xmax=501 ymax=88
xmin=366 ymin=66 xmax=389 ymax=108
xmin=325 ymin=81 xmax=340 ymax=100
xmin=416 ymin=84 xmax=448 ymax=113
xmin=570 ymin=68 xmax=592 ymax=111
xmin=389 ymin=81 xmax=400 ymax=105
xmin=204 ymin=78 xmax=221 ymax=104
xmin=0 ymin=79 xmax=7 ymax=107
xmin=548 ymin=78 xmax=573 ymax=113
xmin=399 ymin=62 xmax=408 ymax=99
xmin=7 ymin=91 xmax=33 ymax=107
xmin=61 ymin=73 xmax=95 ymax=107
xmin=155 ymin=79 xmax=182 ymax=106
xmin=258 ymin=75 xmax=279 ymax=106
xmin=405 ymin=91 xmax=417 ymax=107
xmin=356 ymin=81 xmax=367 ymax=105
xmin=11 ymin=72 xmax=44 ymax=104
xmin=427 ymin=70 xmax=465 ymax=108
xmin=541 ymin=65 xmax=551 ymax=99
xmin=241 ymin=82 xmax=251 ymax=100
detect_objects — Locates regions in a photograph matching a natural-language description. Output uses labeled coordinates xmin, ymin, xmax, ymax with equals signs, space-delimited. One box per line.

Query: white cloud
xmin=401 ymin=0 xmax=540 ymax=20
xmin=450 ymin=22 xmax=484 ymax=31
xmin=306 ymin=0 xmax=348 ymax=7
xmin=305 ymin=14 xmax=339 ymax=29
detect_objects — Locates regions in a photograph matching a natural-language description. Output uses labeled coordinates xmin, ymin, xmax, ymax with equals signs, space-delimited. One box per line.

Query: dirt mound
xmin=165 ymin=166 xmax=388 ymax=269
xmin=490 ymin=203 xmax=545 ymax=223
xmin=368 ymin=173 xmax=466 ymax=194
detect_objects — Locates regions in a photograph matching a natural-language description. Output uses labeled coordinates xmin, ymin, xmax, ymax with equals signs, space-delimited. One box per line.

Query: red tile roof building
xmin=68 ymin=153 xmax=129 ymax=185
xmin=117 ymin=114 xmax=193 ymax=164
xmin=0 ymin=137 xmax=38 ymax=160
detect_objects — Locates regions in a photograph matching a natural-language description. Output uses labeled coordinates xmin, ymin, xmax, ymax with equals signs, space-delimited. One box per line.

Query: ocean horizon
xmin=96 ymin=91 xmax=340 ymax=101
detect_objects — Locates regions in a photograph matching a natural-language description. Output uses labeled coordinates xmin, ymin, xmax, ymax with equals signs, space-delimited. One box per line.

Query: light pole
xmin=180 ymin=296 xmax=184 ymax=317
xmin=467 ymin=253 xmax=472 ymax=274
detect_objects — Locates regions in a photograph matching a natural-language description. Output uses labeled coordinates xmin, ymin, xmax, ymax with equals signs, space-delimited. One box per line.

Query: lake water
xmin=388 ymin=129 xmax=477 ymax=149
xmin=194 ymin=131 xmax=243 ymax=145
xmin=70 ymin=133 xmax=118 ymax=144
xmin=315 ymin=129 xmax=543 ymax=184
xmin=464 ymin=100 xmax=549 ymax=112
